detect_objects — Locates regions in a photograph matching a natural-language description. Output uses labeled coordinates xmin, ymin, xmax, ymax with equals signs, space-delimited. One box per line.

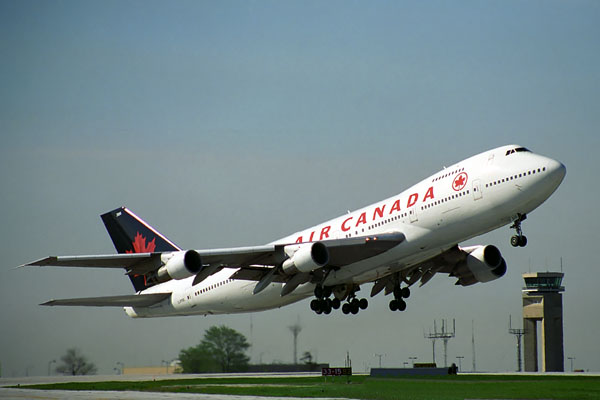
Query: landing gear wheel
xmin=511 ymin=235 xmax=520 ymax=247
xmin=389 ymin=299 xmax=398 ymax=311
xmin=331 ymin=298 xmax=341 ymax=310
xmin=519 ymin=235 xmax=528 ymax=247
xmin=359 ymin=298 xmax=368 ymax=310
xmin=397 ymin=299 xmax=407 ymax=311
xmin=350 ymin=302 xmax=359 ymax=314
xmin=314 ymin=285 xmax=323 ymax=298
xmin=310 ymin=299 xmax=320 ymax=312
xmin=401 ymin=287 xmax=411 ymax=299
xmin=342 ymin=303 xmax=351 ymax=314
xmin=510 ymin=213 xmax=528 ymax=248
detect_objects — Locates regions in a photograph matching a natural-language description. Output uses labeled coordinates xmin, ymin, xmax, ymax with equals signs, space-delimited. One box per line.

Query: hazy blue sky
xmin=1 ymin=0 xmax=599 ymax=376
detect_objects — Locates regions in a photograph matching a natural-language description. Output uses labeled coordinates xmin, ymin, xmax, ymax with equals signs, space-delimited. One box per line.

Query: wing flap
xmin=41 ymin=293 xmax=171 ymax=307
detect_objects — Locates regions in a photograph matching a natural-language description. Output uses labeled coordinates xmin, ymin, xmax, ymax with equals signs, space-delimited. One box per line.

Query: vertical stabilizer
xmin=101 ymin=207 xmax=180 ymax=291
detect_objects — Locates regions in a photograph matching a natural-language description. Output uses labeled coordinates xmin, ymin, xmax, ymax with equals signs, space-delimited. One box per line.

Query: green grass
xmin=17 ymin=374 xmax=600 ymax=400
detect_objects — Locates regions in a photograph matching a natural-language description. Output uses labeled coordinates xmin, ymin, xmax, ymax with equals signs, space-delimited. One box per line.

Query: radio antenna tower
xmin=425 ymin=319 xmax=456 ymax=367
xmin=508 ymin=315 xmax=526 ymax=372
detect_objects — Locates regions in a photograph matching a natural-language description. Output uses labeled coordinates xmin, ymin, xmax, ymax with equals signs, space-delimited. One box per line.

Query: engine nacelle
xmin=452 ymin=245 xmax=507 ymax=286
xmin=282 ymin=242 xmax=329 ymax=274
xmin=157 ymin=250 xmax=203 ymax=281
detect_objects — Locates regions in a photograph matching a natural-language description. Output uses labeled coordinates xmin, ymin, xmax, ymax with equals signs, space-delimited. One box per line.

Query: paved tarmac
xmin=0 ymin=373 xmax=346 ymax=400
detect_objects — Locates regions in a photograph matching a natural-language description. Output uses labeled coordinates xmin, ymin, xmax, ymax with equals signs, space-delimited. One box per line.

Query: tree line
xmin=53 ymin=325 xmax=299 ymax=375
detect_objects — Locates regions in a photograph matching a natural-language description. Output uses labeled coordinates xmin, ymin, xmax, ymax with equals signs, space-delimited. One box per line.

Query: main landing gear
xmin=310 ymin=285 xmax=368 ymax=315
xmin=310 ymin=285 xmax=339 ymax=315
xmin=510 ymin=213 xmax=528 ymax=247
xmin=341 ymin=294 xmax=368 ymax=315
xmin=389 ymin=285 xmax=410 ymax=312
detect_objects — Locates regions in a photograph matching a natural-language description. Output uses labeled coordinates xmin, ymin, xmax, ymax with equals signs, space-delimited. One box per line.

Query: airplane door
xmin=473 ymin=179 xmax=483 ymax=200
xmin=409 ymin=207 xmax=418 ymax=223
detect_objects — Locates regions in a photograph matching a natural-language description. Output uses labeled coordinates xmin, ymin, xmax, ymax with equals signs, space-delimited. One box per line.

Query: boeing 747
xmin=23 ymin=145 xmax=565 ymax=317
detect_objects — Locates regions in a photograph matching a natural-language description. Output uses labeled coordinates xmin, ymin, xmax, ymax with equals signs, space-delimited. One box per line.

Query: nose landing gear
xmin=510 ymin=213 xmax=528 ymax=247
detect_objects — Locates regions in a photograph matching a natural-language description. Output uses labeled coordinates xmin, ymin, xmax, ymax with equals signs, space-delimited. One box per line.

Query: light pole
xmin=567 ymin=357 xmax=575 ymax=372
xmin=47 ymin=359 xmax=56 ymax=376
xmin=409 ymin=357 xmax=417 ymax=367
xmin=374 ymin=354 xmax=385 ymax=368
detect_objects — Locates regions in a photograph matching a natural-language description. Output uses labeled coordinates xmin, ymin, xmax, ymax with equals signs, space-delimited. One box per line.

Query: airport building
xmin=522 ymin=272 xmax=565 ymax=372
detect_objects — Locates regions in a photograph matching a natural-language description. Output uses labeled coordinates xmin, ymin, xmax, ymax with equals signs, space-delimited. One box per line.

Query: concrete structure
xmin=522 ymin=272 xmax=565 ymax=372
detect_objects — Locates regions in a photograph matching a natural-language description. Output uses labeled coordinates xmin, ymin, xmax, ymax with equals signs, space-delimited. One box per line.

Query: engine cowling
xmin=452 ymin=245 xmax=507 ymax=286
xmin=281 ymin=242 xmax=329 ymax=274
xmin=157 ymin=250 xmax=203 ymax=281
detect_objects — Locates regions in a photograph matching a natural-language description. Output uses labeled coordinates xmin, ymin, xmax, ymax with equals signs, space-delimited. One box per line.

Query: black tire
xmin=511 ymin=235 xmax=520 ymax=247
xmin=397 ymin=299 xmax=407 ymax=311
xmin=342 ymin=303 xmax=350 ymax=314
xmin=351 ymin=303 xmax=359 ymax=314
xmin=389 ymin=299 xmax=398 ymax=311
xmin=331 ymin=298 xmax=341 ymax=309
xmin=401 ymin=287 xmax=411 ymax=298
xmin=310 ymin=299 xmax=320 ymax=312
xmin=359 ymin=298 xmax=368 ymax=310
xmin=323 ymin=286 xmax=332 ymax=298
xmin=323 ymin=302 xmax=332 ymax=314
xmin=519 ymin=235 xmax=528 ymax=247
xmin=314 ymin=285 xmax=323 ymax=298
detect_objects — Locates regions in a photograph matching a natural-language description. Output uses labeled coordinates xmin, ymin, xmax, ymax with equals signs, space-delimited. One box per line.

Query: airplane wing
xmin=370 ymin=244 xmax=507 ymax=297
xmin=41 ymin=293 xmax=171 ymax=307
xmin=22 ymin=245 xmax=279 ymax=276
xmin=23 ymin=232 xmax=406 ymax=295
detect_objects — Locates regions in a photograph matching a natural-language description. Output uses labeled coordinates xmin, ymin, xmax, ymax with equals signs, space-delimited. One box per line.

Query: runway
xmin=0 ymin=373 xmax=345 ymax=400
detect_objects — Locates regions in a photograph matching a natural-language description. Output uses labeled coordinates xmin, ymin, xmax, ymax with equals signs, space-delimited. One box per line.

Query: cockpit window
xmin=505 ymin=147 xmax=531 ymax=156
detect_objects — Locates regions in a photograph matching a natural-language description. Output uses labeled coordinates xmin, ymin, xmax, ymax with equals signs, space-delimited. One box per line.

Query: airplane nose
xmin=549 ymin=159 xmax=567 ymax=184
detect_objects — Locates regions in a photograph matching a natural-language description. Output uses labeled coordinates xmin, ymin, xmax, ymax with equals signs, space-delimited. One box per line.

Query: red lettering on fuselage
xmin=341 ymin=217 xmax=353 ymax=232
xmin=373 ymin=205 xmax=385 ymax=220
xmin=293 ymin=186 xmax=434 ymax=243
xmin=356 ymin=212 xmax=367 ymax=226
xmin=389 ymin=199 xmax=401 ymax=214
xmin=407 ymin=193 xmax=418 ymax=208
xmin=424 ymin=186 xmax=434 ymax=201
xmin=320 ymin=226 xmax=331 ymax=240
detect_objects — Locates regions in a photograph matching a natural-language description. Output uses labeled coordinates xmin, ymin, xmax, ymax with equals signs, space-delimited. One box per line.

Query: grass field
xmin=20 ymin=374 xmax=600 ymax=400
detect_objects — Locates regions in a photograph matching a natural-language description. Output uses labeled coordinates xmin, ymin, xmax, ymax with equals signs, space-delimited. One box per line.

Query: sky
xmin=1 ymin=0 xmax=599 ymax=377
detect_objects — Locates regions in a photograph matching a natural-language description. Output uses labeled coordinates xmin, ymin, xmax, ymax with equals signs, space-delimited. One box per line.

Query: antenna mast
xmin=425 ymin=319 xmax=456 ymax=367
xmin=508 ymin=315 xmax=526 ymax=372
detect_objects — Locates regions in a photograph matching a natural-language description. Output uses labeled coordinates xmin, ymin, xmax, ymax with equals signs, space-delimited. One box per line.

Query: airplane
xmin=22 ymin=145 xmax=566 ymax=317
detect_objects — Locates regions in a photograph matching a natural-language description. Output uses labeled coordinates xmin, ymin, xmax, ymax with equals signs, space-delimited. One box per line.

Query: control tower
xmin=522 ymin=272 xmax=564 ymax=372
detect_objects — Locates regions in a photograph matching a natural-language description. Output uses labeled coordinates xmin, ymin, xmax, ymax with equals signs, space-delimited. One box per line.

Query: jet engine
xmin=281 ymin=242 xmax=329 ymax=274
xmin=156 ymin=250 xmax=203 ymax=281
xmin=451 ymin=245 xmax=507 ymax=286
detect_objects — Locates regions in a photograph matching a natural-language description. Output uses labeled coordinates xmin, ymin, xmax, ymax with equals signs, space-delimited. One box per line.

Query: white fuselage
xmin=126 ymin=145 xmax=565 ymax=317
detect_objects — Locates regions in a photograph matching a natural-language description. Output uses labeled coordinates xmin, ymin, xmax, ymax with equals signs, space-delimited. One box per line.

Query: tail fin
xmin=101 ymin=207 xmax=180 ymax=291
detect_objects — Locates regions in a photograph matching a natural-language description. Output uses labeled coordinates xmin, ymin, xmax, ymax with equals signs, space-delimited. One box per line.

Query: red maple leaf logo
xmin=452 ymin=172 xmax=468 ymax=191
xmin=126 ymin=232 xmax=156 ymax=253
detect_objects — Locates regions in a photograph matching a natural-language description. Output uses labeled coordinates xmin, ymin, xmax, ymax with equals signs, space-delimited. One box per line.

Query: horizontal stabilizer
xmin=40 ymin=293 xmax=170 ymax=307
xmin=21 ymin=253 xmax=161 ymax=275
